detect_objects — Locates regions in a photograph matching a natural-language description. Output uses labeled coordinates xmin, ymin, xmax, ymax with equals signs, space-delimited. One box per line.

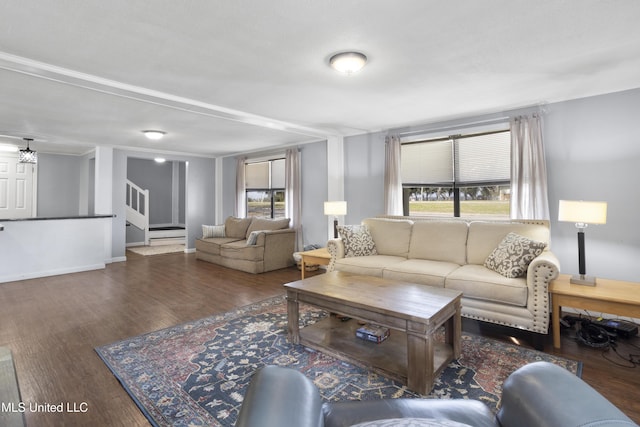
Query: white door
xmin=0 ymin=154 xmax=36 ymax=218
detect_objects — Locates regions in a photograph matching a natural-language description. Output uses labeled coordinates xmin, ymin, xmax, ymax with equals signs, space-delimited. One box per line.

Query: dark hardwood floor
xmin=0 ymin=252 xmax=638 ymax=426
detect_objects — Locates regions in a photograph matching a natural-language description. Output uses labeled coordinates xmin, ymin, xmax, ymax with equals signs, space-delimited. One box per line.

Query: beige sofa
xmin=327 ymin=217 xmax=560 ymax=343
xmin=196 ymin=216 xmax=296 ymax=274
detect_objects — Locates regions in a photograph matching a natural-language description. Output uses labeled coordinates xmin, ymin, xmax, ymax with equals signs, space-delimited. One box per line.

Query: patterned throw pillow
xmin=484 ymin=232 xmax=547 ymax=278
xmin=337 ymin=225 xmax=378 ymax=258
xmin=202 ymin=225 xmax=225 ymax=238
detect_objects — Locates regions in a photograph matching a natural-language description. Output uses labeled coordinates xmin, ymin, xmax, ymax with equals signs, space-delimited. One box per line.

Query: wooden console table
xmin=550 ymin=274 xmax=640 ymax=349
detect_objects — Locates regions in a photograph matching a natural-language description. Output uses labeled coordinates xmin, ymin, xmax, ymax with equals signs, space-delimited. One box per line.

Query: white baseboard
xmin=0 ymin=263 xmax=106 ymax=284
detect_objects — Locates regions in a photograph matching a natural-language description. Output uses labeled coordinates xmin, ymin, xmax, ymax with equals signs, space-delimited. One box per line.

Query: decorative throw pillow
xmin=484 ymin=232 xmax=547 ymax=278
xmin=246 ymin=230 xmax=261 ymax=245
xmin=337 ymin=225 xmax=377 ymax=258
xmin=202 ymin=224 xmax=225 ymax=238
xmin=350 ymin=418 xmax=473 ymax=427
xmin=225 ymin=216 xmax=253 ymax=239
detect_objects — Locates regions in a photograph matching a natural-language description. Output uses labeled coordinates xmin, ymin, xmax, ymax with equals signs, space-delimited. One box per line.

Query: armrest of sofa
xmin=326 ymin=238 xmax=345 ymax=271
xmin=525 ymin=250 xmax=560 ymax=333
xmin=498 ymin=361 xmax=638 ymax=427
xmin=253 ymin=228 xmax=296 ymax=246
xmin=256 ymin=228 xmax=296 ymax=271
xmin=236 ymin=366 xmax=324 ymax=427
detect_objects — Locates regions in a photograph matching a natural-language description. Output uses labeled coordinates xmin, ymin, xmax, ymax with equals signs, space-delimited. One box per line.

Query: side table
xmin=549 ymin=274 xmax=640 ymax=349
xmin=298 ymin=247 xmax=331 ymax=279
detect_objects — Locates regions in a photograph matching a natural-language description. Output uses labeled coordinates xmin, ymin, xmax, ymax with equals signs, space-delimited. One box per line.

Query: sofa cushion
xmin=466 ymin=221 xmax=550 ymax=265
xmin=225 ymin=216 xmax=253 ymax=239
xmin=334 ymin=255 xmax=406 ymax=277
xmin=362 ymin=218 xmax=413 ymax=257
xmin=383 ymin=259 xmax=461 ymax=288
xmin=220 ymin=240 xmax=264 ymax=261
xmin=196 ymin=237 xmax=242 ymax=256
xmin=246 ymin=217 xmax=290 ymax=238
xmin=408 ymin=221 xmax=468 ymax=265
xmin=338 ymin=225 xmax=378 ymax=257
xmin=202 ymin=224 xmax=225 ymax=238
xmin=484 ymin=232 xmax=547 ymax=278
xmin=445 ymin=265 xmax=528 ymax=307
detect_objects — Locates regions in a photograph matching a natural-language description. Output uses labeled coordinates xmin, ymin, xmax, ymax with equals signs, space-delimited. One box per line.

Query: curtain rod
xmin=397 ymin=116 xmax=510 ymax=139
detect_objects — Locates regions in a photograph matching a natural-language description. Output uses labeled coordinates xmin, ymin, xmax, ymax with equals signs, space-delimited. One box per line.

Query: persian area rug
xmin=96 ymin=295 xmax=581 ymax=427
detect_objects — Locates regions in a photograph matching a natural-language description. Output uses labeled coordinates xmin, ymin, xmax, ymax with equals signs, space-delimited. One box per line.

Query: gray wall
xmin=344 ymin=132 xmax=386 ymax=224
xmin=300 ymin=140 xmax=328 ymax=247
xmin=339 ymin=88 xmax=640 ymax=282
xmin=36 ymin=153 xmax=83 ymax=217
xmin=544 ymin=89 xmax=640 ymax=282
xmin=222 ymin=156 xmax=238 ymax=219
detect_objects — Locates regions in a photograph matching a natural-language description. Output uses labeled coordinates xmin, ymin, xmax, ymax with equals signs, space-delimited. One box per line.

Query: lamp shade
xmin=324 ymin=201 xmax=347 ymax=216
xmin=558 ymin=200 xmax=607 ymax=224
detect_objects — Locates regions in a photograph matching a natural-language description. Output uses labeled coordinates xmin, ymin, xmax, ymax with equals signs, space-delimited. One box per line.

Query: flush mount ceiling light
xmin=329 ymin=51 xmax=367 ymax=75
xmin=19 ymin=138 xmax=37 ymax=164
xmin=142 ymin=130 xmax=166 ymax=140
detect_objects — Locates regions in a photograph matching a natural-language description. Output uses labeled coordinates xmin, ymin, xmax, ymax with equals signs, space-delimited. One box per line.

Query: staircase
xmin=126 ymin=180 xmax=150 ymax=245
xmin=148 ymin=226 xmax=186 ymax=246
xmin=126 ymin=179 xmax=186 ymax=246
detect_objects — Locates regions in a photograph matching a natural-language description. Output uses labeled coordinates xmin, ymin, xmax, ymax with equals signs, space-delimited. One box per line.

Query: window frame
xmin=401 ymin=129 xmax=511 ymax=219
xmin=244 ymin=158 xmax=286 ymax=219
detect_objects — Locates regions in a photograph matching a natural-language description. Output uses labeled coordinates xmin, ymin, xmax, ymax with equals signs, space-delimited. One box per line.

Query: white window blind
xmin=455 ymin=132 xmax=510 ymax=184
xmin=271 ymin=158 xmax=285 ymax=188
xmin=245 ymin=158 xmax=286 ymax=189
xmin=401 ymin=131 xmax=510 ymax=185
xmin=245 ymin=162 xmax=269 ymax=189
xmin=401 ymin=140 xmax=453 ymax=184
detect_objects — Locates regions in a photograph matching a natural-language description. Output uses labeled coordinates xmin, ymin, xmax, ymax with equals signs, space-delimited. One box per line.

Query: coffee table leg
xmin=407 ymin=323 xmax=433 ymax=395
xmin=286 ymin=291 xmax=300 ymax=344
xmin=444 ymin=301 xmax=462 ymax=359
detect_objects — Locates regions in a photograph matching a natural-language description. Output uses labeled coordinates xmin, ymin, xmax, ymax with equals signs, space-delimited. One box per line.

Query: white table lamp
xmin=558 ymin=200 xmax=607 ymax=286
xmin=324 ymin=201 xmax=347 ymax=239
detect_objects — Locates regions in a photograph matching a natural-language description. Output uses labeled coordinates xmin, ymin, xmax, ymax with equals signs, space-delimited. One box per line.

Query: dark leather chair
xmin=236 ymin=361 xmax=638 ymax=427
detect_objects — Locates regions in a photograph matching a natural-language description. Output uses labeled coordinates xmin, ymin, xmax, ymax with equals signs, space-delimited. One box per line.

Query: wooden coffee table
xmin=284 ymin=271 xmax=462 ymax=394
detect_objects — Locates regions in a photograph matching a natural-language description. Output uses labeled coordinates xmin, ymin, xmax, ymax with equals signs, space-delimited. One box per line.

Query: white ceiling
xmin=1 ymin=0 xmax=639 ymax=157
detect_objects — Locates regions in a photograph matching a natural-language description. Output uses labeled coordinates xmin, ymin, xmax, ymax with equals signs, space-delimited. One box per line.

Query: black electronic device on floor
xmin=591 ymin=318 xmax=638 ymax=339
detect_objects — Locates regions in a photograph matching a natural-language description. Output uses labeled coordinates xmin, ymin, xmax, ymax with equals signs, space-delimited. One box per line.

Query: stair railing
xmin=126 ymin=179 xmax=150 ymax=245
